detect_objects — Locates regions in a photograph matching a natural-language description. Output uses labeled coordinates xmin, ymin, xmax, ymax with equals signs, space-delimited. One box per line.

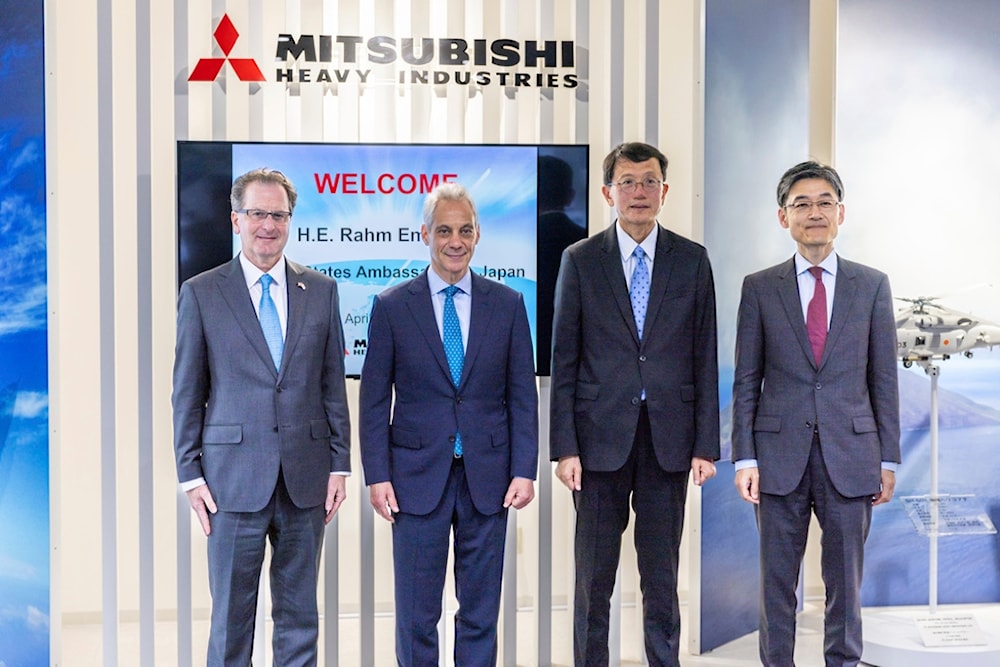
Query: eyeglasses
xmin=236 ymin=208 xmax=292 ymax=223
xmin=784 ymin=200 xmax=840 ymax=213
xmin=610 ymin=177 xmax=663 ymax=193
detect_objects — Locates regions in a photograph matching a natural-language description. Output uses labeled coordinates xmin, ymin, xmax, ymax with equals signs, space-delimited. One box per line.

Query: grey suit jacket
xmin=359 ymin=270 xmax=538 ymax=516
xmin=172 ymin=256 xmax=351 ymax=512
xmin=731 ymin=255 xmax=901 ymax=497
xmin=549 ymin=223 xmax=720 ymax=471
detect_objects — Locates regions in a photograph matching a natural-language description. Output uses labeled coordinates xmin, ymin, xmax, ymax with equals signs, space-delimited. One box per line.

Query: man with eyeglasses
xmin=731 ymin=161 xmax=900 ymax=667
xmin=173 ymin=167 xmax=351 ymax=666
xmin=550 ymin=142 xmax=720 ymax=666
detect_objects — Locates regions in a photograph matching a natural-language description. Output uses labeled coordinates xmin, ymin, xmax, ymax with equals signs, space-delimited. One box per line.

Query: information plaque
xmin=914 ymin=613 xmax=989 ymax=647
xmin=901 ymin=494 xmax=998 ymax=537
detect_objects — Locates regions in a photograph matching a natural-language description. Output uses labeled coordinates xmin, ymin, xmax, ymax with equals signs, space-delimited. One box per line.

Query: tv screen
xmin=177 ymin=141 xmax=589 ymax=376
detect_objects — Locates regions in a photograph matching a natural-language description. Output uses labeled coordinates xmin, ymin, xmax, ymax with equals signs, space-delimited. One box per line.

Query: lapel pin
xmin=297 ymin=282 xmax=306 ymax=290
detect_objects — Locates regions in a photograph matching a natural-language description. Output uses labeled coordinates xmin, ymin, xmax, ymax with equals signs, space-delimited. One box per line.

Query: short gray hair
xmin=422 ymin=182 xmax=478 ymax=228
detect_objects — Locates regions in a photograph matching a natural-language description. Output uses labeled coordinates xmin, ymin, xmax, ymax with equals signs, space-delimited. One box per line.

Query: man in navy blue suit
xmin=359 ymin=182 xmax=538 ymax=666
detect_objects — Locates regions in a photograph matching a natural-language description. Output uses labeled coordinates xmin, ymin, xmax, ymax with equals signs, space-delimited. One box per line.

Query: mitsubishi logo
xmin=188 ymin=14 xmax=265 ymax=82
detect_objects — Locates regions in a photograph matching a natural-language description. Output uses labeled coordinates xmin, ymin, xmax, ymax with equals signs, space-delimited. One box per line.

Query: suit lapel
xmin=462 ymin=274 xmax=497 ymax=388
xmin=598 ymin=225 xmax=641 ymax=346
xmin=642 ymin=226 xmax=675 ymax=351
xmin=406 ymin=271 xmax=454 ymax=383
xmin=216 ymin=256 xmax=278 ymax=377
xmin=281 ymin=261 xmax=308 ymax=380
xmin=776 ymin=257 xmax=818 ymax=368
xmin=822 ymin=256 xmax=856 ymax=370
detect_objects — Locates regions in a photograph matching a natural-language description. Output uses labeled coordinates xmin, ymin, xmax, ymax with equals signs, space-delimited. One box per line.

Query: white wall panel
xmin=48 ymin=1 xmax=708 ymax=665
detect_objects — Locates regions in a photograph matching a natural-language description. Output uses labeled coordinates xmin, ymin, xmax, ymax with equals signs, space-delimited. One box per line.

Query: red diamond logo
xmin=189 ymin=13 xmax=265 ymax=82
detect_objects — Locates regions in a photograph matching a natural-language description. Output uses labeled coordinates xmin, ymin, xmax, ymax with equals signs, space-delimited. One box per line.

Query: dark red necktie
xmin=806 ymin=266 xmax=827 ymax=365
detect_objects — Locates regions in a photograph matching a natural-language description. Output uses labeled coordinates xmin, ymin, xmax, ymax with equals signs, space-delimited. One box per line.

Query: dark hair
xmin=602 ymin=142 xmax=668 ymax=185
xmin=776 ymin=161 xmax=844 ymax=207
xmin=231 ymin=168 xmax=298 ymax=212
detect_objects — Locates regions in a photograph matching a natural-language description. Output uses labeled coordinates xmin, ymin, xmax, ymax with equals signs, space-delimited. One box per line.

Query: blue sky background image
xmin=0 ymin=0 xmax=51 ymax=664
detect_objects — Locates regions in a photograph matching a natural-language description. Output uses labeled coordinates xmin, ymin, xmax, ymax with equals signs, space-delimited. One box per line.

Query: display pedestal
xmin=862 ymin=361 xmax=999 ymax=665
xmin=862 ymin=605 xmax=1000 ymax=667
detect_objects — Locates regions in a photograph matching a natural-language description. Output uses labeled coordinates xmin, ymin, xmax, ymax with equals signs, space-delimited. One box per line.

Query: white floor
xmin=60 ymin=601 xmax=849 ymax=666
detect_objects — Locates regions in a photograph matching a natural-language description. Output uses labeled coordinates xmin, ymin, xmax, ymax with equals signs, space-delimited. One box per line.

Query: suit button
xmin=276 ymin=385 xmax=283 ymax=392
xmin=457 ymin=397 xmax=463 ymax=404
xmin=631 ymin=397 xmax=640 ymax=406
xmin=448 ymin=435 xmax=456 ymax=443
xmin=815 ymin=382 xmax=822 ymax=390
xmin=639 ymin=355 xmax=647 ymax=362
xmin=806 ymin=421 xmax=812 ymax=429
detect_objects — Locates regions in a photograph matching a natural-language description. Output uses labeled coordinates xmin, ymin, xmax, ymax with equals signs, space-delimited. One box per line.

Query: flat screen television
xmin=177 ymin=141 xmax=589 ymax=377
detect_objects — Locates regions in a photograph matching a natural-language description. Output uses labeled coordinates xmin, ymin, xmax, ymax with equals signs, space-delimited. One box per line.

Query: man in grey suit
xmin=359 ymin=183 xmax=537 ymax=666
xmin=550 ymin=142 xmax=720 ymax=666
xmin=173 ymin=168 xmax=351 ymax=666
xmin=731 ymin=161 xmax=900 ymax=667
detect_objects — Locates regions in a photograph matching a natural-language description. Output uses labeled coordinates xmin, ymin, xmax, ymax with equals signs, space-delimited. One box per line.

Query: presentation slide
xmin=177 ymin=142 xmax=588 ymax=376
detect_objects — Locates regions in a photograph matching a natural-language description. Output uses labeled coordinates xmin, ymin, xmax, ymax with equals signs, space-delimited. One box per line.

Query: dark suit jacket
xmin=549 ymin=223 xmax=720 ymax=471
xmin=172 ymin=256 xmax=351 ymax=512
xmin=359 ymin=269 xmax=538 ymax=516
xmin=730 ymin=255 xmax=901 ymax=497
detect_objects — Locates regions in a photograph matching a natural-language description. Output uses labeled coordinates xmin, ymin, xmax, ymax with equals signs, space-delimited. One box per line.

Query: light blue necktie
xmin=630 ymin=246 xmax=650 ymax=340
xmin=258 ymin=274 xmax=284 ymax=371
xmin=442 ymin=285 xmax=464 ymax=457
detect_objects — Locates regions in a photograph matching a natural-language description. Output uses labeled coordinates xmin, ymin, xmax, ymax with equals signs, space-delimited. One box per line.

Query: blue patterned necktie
xmin=442 ymin=285 xmax=464 ymax=457
xmin=630 ymin=246 xmax=650 ymax=340
xmin=258 ymin=274 xmax=284 ymax=371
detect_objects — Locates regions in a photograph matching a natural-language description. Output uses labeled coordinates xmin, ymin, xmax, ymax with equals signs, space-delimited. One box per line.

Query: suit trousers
xmin=757 ymin=433 xmax=872 ymax=667
xmin=573 ymin=404 xmax=690 ymax=667
xmin=206 ymin=469 xmax=327 ymax=667
xmin=392 ymin=457 xmax=509 ymax=667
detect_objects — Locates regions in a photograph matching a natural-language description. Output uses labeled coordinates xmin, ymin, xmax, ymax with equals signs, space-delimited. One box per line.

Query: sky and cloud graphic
xmin=0 ymin=1 xmax=50 ymax=665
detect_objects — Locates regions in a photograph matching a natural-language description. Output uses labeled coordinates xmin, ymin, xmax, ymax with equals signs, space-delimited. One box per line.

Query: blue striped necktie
xmin=258 ymin=274 xmax=284 ymax=371
xmin=442 ymin=285 xmax=464 ymax=457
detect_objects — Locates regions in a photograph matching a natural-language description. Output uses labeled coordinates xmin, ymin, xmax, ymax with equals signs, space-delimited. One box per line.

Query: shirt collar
xmin=616 ymin=221 xmax=658 ymax=263
xmin=795 ymin=251 xmax=837 ymax=277
xmin=239 ymin=253 xmax=286 ymax=289
xmin=427 ymin=267 xmax=473 ymax=296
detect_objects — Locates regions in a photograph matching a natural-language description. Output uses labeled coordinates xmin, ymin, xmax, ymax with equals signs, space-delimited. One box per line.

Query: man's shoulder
xmin=287 ymin=259 xmax=336 ymax=287
xmin=181 ymin=258 xmax=237 ymax=291
xmin=660 ymin=227 xmax=708 ymax=256
xmin=374 ymin=272 xmax=425 ymax=305
xmin=744 ymin=258 xmax=792 ymax=283
xmin=837 ymin=256 xmax=889 ymax=282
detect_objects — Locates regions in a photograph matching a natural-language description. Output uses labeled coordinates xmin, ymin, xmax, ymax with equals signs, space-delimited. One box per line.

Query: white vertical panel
xmin=223 ymin=0 xmax=251 ymax=140
xmin=299 ymin=0 xmax=325 ymax=141
xmin=186 ymin=0 xmax=214 ymax=139
xmin=260 ymin=0 xmax=289 ymax=142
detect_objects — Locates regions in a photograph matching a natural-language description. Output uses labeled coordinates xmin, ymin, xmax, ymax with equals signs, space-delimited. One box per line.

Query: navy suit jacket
xmin=172 ymin=256 xmax=351 ymax=512
xmin=549 ymin=223 xmax=720 ymax=471
xmin=731 ymin=255 xmax=901 ymax=497
xmin=359 ymin=269 xmax=538 ymax=516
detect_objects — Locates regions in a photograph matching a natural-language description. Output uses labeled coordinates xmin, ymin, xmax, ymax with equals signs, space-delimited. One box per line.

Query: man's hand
xmin=186 ymin=483 xmax=217 ymax=536
xmin=555 ymin=455 xmax=583 ymax=492
xmin=504 ymin=477 xmax=535 ymax=510
xmin=873 ymin=468 xmax=896 ymax=506
xmin=325 ymin=474 xmax=347 ymax=524
xmin=735 ymin=466 xmax=760 ymax=504
xmin=691 ymin=456 xmax=717 ymax=486
xmin=369 ymin=481 xmax=399 ymax=523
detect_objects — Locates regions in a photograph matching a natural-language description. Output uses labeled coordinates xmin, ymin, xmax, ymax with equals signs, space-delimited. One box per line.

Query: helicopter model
xmin=895 ymin=296 xmax=1000 ymax=368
